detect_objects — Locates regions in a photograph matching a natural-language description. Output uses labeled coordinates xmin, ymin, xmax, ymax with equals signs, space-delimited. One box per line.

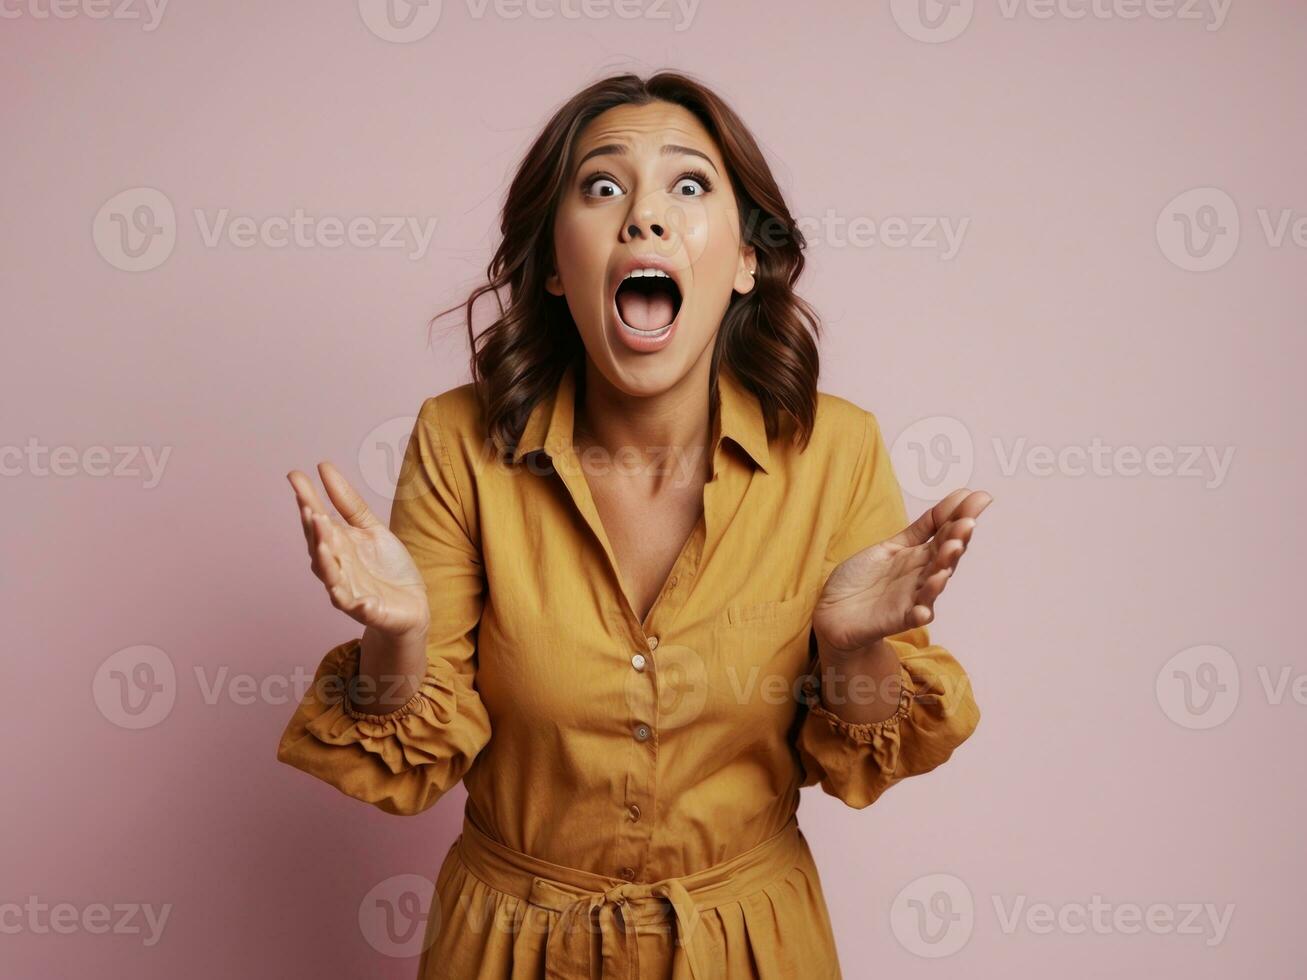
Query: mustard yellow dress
xmin=276 ymin=362 xmax=981 ymax=979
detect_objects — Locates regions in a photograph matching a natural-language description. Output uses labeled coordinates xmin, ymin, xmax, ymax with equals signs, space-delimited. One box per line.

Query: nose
xmin=622 ymin=218 xmax=665 ymax=241
xmin=620 ymin=199 xmax=669 ymax=243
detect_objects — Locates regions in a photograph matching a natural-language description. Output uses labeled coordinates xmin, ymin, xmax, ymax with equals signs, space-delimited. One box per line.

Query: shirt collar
xmin=511 ymin=361 xmax=772 ymax=474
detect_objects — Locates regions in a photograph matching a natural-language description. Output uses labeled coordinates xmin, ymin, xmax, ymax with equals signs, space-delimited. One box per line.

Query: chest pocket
xmin=708 ymin=588 xmax=818 ymax=730
xmin=722 ymin=587 xmax=817 ymax=642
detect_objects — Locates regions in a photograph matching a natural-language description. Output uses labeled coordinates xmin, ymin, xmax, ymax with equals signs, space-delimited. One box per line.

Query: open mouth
xmin=614 ymin=270 xmax=683 ymax=335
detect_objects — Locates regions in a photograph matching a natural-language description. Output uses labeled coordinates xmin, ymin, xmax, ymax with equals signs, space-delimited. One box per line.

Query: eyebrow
xmin=574 ymin=143 xmax=720 ymax=175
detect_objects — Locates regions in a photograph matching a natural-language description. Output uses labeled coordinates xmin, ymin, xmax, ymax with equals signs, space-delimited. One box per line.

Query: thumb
xmin=317 ymin=461 xmax=381 ymax=529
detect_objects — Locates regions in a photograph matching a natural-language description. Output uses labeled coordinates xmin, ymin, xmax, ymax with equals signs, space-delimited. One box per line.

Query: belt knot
xmin=528 ymin=873 xmax=709 ymax=979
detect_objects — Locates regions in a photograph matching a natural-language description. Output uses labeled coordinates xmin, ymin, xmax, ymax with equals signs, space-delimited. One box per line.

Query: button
xmin=647 ymin=635 xmax=659 ymax=650
xmin=668 ymin=576 xmax=678 ymax=588
xmin=631 ymin=653 xmax=647 ymax=671
xmin=619 ymin=867 xmax=636 ymax=880
xmin=628 ymin=803 xmax=642 ymax=821
xmin=634 ymin=724 xmax=651 ymax=742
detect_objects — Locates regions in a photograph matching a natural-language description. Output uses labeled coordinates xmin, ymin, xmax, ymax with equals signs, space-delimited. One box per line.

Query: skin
xmin=543 ymin=100 xmax=757 ymax=625
xmin=286 ymin=100 xmax=993 ymax=723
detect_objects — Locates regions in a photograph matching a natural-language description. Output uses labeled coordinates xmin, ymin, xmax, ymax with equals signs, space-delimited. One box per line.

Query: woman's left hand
xmin=812 ymin=488 xmax=993 ymax=657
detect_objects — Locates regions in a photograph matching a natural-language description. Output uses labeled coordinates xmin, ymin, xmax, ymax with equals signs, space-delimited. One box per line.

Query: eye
xmin=672 ymin=169 xmax=714 ymax=198
xmin=582 ymin=174 xmax=624 ymax=199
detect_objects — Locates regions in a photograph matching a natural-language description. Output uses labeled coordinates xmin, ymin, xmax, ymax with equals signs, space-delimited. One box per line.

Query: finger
xmin=306 ymin=515 xmax=340 ymax=588
xmin=922 ymin=514 xmax=967 ymax=555
xmin=914 ymin=564 xmax=952 ymax=607
xmin=327 ymin=580 xmax=369 ymax=615
xmin=920 ymin=522 xmax=972 ymax=574
xmin=925 ymin=535 xmax=966 ymax=576
xmin=311 ymin=514 xmax=346 ymax=589
xmin=919 ymin=514 xmax=968 ymax=561
xmin=296 ymin=501 xmax=316 ymax=551
xmin=287 ymin=469 xmax=331 ymax=517
xmin=304 ymin=503 xmax=345 ymax=559
xmin=290 ymin=472 xmax=333 ymax=554
xmin=328 ymin=573 xmax=377 ymax=619
xmin=319 ymin=461 xmax=381 ymax=530
xmin=951 ymin=489 xmax=994 ymax=522
xmin=315 ymin=523 xmax=370 ymax=619
xmin=887 ymin=488 xmax=971 ymax=549
xmin=926 ymin=519 xmax=975 ymax=574
xmin=317 ymin=516 xmax=377 ymax=619
xmin=921 ymin=493 xmax=991 ymax=558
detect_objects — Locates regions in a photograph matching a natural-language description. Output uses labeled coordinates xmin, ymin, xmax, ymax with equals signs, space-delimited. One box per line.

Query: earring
xmin=748 ymin=268 xmax=756 ymax=276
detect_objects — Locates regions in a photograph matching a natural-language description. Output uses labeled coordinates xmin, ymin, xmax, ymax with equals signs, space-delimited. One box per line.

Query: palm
xmin=328 ymin=522 xmax=428 ymax=633
xmin=288 ymin=461 xmax=430 ymax=637
xmin=813 ymin=488 xmax=992 ymax=655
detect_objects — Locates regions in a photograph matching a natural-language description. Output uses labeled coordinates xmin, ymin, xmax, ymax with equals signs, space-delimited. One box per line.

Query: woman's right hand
xmin=288 ymin=462 xmax=431 ymax=639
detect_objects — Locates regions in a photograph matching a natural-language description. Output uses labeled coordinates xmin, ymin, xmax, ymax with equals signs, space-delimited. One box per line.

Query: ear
xmin=733 ymin=244 xmax=757 ymax=295
xmin=545 ymin=267 xmax=565 ymax=296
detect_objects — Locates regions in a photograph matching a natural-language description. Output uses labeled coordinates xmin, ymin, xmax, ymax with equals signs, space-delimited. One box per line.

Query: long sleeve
xmin=794 ymin=409 xmax=981 ymax=810
xmin=275 ymin=395 xmax=492 ymax=816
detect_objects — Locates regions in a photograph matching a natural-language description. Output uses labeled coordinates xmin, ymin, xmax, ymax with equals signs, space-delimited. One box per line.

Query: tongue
xmin=617 ymin=289 xmax=675 ymax=331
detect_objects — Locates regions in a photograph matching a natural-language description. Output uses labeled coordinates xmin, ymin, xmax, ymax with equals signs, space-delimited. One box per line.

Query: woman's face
xmin=546 ymin=100 xmax=756 ymax=394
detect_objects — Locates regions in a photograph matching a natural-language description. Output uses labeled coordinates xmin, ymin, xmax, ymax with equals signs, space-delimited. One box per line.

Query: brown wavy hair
xmin=431 ymin=70 xmax=821 ymax=460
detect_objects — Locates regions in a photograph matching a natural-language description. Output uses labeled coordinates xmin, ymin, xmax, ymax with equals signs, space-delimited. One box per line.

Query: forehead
xmin=572 ymin=100 xmax=722 ymax=167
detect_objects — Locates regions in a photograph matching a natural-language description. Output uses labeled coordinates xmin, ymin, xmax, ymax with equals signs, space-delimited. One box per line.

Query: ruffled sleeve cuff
xmin=794 ymin=643 xmax=979 ymax=809
xmin=802 ymin=660 xmax=915 ymax=741
xmin=293 ymin=637 xmax=490 ymax=779
xmin=337 ymin=643 xmax=429 ymax=724
xmin=299 ymin=640 xmax=473 ymax=778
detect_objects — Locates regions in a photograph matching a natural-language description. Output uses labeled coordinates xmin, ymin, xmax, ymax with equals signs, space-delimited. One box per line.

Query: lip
xmin=608 ymin=252 xmax=686 ymax=299
xmin=608 ymin=252 xmax=686 ymax=354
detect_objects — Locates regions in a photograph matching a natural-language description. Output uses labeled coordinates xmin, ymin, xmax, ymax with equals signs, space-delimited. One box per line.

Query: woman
xmin=278 ymin=71 xmax=991 ymax=979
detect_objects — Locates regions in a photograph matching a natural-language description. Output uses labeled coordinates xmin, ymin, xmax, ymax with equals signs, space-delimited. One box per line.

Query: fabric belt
xmin=454 ymin=813 xmax=804 ymax=979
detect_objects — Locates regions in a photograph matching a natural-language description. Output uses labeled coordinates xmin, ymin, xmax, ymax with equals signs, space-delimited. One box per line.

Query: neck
xmin=573 ymin=357 xmax=716 ymax=491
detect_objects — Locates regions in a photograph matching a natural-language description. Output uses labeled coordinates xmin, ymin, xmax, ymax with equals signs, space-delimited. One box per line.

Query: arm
xmin=276 ymin=395 xmax=492 ymax=816
xmin=795 ymin=410 xmax=989 ymax=809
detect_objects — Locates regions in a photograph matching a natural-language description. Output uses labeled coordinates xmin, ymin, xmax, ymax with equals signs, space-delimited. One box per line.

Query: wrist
xmin=810 ymin=636 xmax=905 ymax=726
xmin=815 ymin=630 xmax=888 ymax=668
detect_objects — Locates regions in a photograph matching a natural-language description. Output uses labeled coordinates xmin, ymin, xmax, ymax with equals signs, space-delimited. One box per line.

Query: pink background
xmin=3 ymin=0 xmax=1303 ymax=976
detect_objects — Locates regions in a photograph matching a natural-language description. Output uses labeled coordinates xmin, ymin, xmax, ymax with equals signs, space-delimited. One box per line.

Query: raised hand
xmin=813 ymin=488 xmax=993 ymax=656
xmin=288 ymin=461 xmax=431 ymax=639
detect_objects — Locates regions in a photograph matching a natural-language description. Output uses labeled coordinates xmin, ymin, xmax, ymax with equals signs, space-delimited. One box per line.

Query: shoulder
xmin=412 ymin=380 xmax=477 ymax=430
xmin=410 ymin=381 xmax=491 ymax=457
xmin=771 ymin=389 xmax=892 ymax=517
xmin=403 ymin=383 xmax=494 ymax=491
xmin=806 ymin=388 xmax=881 ymax=460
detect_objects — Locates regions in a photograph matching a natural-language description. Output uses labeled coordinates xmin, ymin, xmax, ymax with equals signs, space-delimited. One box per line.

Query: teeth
xmin=623 ymin=268 xmax=670 ymax=281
